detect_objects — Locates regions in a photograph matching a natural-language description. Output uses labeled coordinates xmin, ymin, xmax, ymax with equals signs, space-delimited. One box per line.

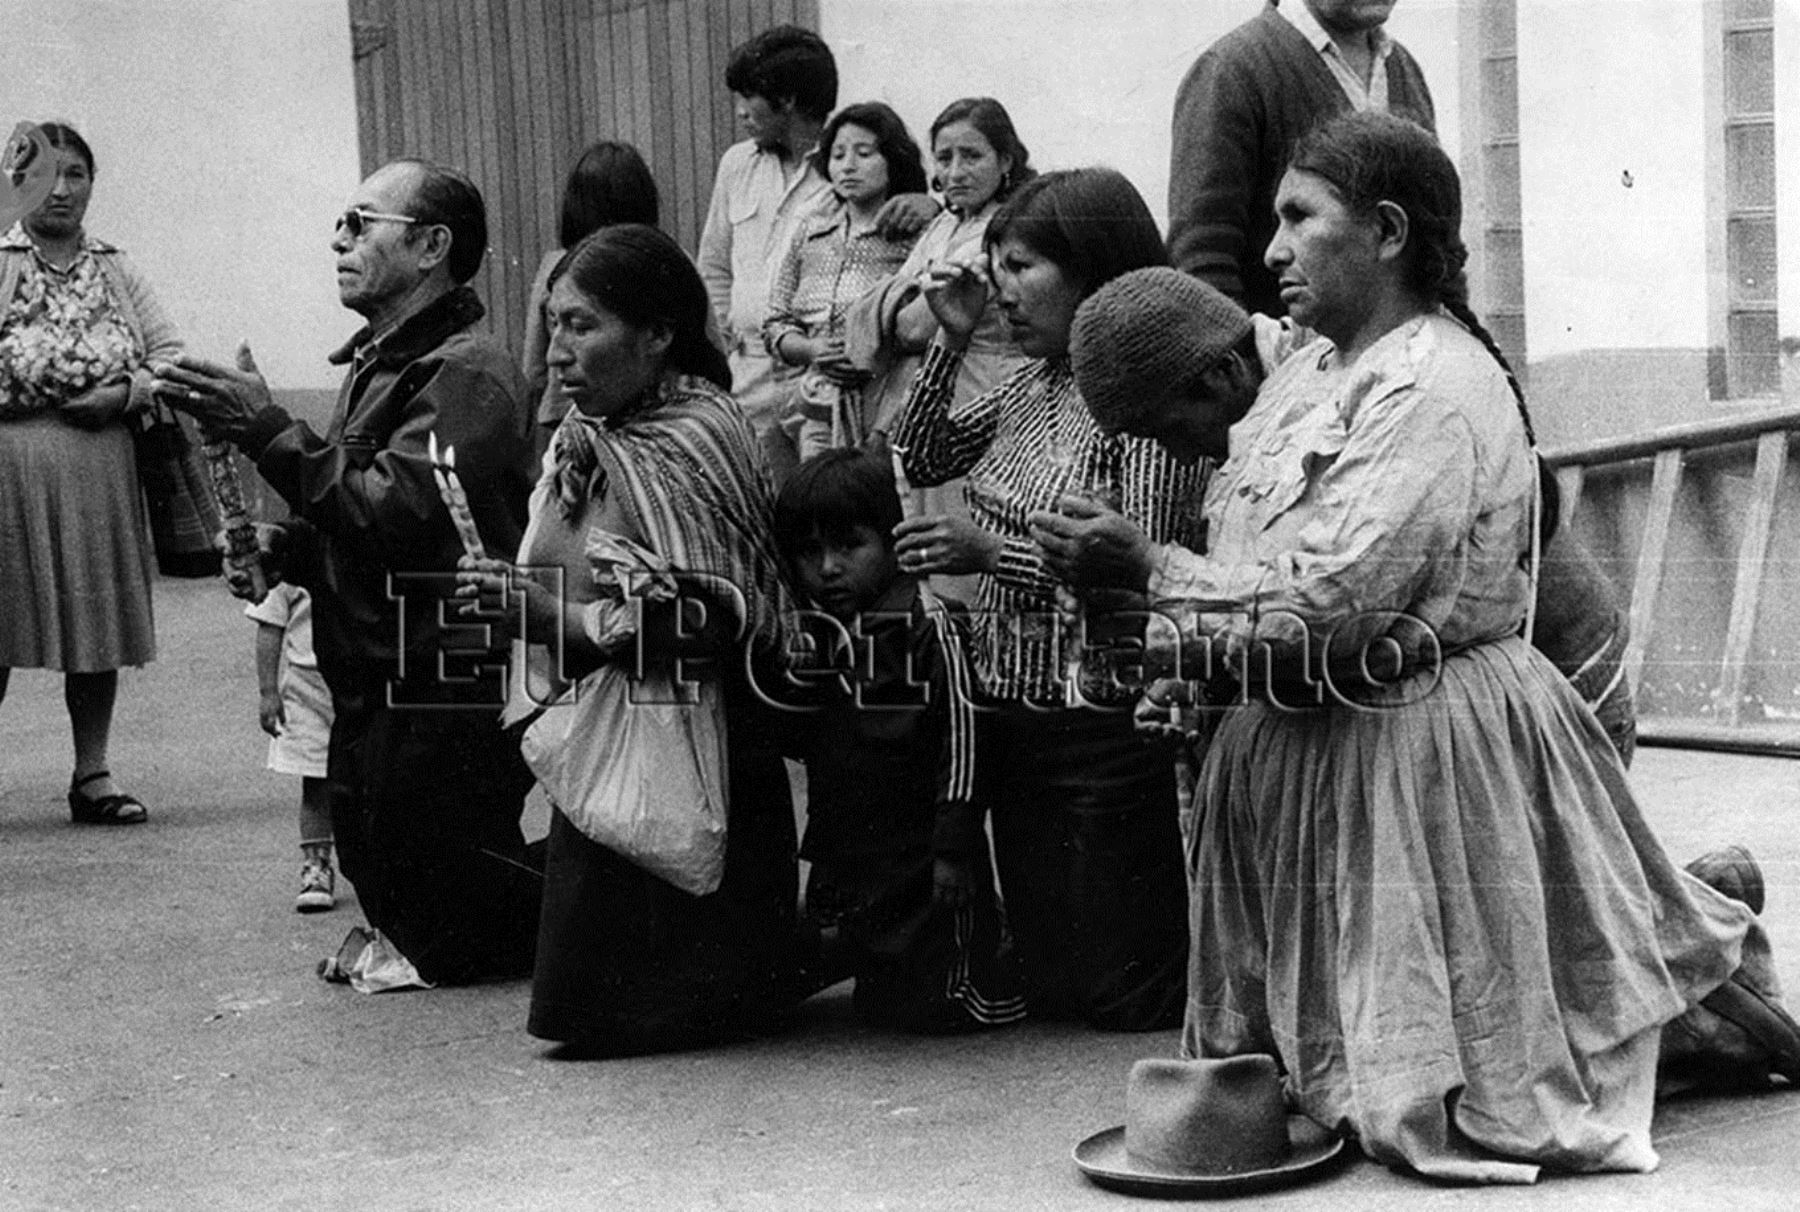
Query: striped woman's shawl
xmin=551 ymin=375 xmax=794 ymax=654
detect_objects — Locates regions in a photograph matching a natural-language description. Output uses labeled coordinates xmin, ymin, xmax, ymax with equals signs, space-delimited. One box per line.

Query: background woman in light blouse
xmin=763 ymin=101 xmax=926 ymax=458
xmin=853 ymin=96 xmax=1033 ymax=434
xmin=0 ymin=122 xmax=179 ymax=826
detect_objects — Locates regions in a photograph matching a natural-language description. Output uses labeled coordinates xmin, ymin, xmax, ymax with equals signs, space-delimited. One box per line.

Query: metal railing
xmin=1542 ymin=402 xmax=1800 ymax=756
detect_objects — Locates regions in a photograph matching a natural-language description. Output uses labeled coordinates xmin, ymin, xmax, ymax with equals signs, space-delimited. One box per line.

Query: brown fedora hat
xmin=1073 ymin=1055 xmax=1346 ymax=1198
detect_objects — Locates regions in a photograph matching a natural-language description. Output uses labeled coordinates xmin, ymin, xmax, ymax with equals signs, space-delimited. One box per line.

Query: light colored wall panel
xmin=1 ymin=0 xmax=361 ymax=389
xmin=1516 ymin=0 xmax=1713 ymax=362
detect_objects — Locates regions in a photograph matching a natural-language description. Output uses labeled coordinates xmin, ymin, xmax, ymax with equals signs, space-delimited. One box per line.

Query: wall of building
xmin=821 ymin=0 xmax=1462 ymax=230
xmin=346 ymin=0 xmax=813 ymax=368
xmin=1519 ymin=0 xmax=1800 ymax=446
xmin=1779 ymin=0 xmax=1800 ymax=400
xmin=1 ymin=0 xmax=361 ymax=402
xmin=1518 ymin=0 xmax=1717 ymax=445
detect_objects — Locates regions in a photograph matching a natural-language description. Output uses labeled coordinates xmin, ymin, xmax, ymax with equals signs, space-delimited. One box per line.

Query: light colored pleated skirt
xmin=0 ymin=413 xmax=156 ymax=671
xmin=1181 ymin=634 xmax=1752 ymax=1183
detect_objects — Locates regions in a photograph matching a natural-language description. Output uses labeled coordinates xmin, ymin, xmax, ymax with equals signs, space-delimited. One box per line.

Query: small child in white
xmin=247 ymin=581 xmax=336 ymax=912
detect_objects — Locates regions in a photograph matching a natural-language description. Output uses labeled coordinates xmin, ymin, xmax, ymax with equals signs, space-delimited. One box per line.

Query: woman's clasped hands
xmin=800 ymin=334 xmax=869 ymax=387
xmin=1028 ymin=492 xmax=1157 ymax=591
xmin=893 ymin=512 xmax=1000 ymax=577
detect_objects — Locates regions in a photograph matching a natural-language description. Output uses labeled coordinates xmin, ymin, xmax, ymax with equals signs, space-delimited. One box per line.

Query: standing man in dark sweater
xmin=1168 ymin=1 xmax=1435 ymax=316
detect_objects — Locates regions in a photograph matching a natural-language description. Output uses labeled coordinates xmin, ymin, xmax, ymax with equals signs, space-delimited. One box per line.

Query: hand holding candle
xmin=428 ymin=432 xmax=486 ymax=561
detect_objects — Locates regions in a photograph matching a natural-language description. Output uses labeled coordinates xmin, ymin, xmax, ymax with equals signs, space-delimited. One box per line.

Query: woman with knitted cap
xmin=1032 ymin=112 xmax=1796 ymax=1183
xmin=887 ymin=167 xmax=1208 ymax=1032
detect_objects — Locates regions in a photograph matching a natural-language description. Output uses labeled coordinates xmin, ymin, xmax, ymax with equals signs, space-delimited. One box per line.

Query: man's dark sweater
xmin=1168 ymin=1 xmax=1436 ymax=316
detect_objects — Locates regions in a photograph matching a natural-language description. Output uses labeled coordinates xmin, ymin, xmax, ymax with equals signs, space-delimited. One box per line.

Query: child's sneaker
xmin=296 ymin=857 xmax=336 ymax=913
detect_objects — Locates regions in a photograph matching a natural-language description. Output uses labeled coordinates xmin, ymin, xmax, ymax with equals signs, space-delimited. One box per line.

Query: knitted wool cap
xmin=1071 ymin=267 xmax=1253 ymax=432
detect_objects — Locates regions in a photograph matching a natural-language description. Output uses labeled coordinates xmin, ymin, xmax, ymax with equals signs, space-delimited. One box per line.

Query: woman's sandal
xmin=68 ymin=770 xmax=149 ymax=826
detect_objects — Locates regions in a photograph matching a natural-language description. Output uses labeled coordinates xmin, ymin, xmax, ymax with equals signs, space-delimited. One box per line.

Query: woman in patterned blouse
xmin=888 ymin=168 xmax=1208 ymax=1031
xmin=763 ymin=102 xmax=926 ymax=462
xmin=0 ymin=123 xmax=180 ymax=826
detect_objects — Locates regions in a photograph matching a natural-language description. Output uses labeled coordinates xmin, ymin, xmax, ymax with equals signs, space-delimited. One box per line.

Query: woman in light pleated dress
xmin=1036 ymin=111 xmax=1784 ymax=1183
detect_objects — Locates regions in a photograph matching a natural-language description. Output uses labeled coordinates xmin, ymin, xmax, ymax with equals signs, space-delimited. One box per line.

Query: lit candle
xmin=428 ymin=432 xmax=486 ymax=560
xmin=889 ymin=443 xmax=921 ymax=524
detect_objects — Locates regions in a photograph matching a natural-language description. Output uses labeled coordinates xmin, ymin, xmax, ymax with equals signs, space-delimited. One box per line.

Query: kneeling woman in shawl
xmin=458 ymin=224 xmax=800 ymax=1055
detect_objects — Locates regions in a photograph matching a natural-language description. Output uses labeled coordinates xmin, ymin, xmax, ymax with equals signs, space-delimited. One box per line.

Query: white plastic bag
xmin=521 ymin=664 xmax=729 ymax=897
xmin=316 ymin=926 xmax=435 ymax=994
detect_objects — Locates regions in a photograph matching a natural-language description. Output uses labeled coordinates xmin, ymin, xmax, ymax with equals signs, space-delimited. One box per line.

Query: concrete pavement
xmin=3 ymin=575 xmax=1799 ymax=1211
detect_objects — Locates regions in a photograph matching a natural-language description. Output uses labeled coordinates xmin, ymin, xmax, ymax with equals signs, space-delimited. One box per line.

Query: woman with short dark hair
xmin=762 ymin=101 xmax=926 ymax=457
xmin=887 ymin=167 xmax=1208 ymax=1032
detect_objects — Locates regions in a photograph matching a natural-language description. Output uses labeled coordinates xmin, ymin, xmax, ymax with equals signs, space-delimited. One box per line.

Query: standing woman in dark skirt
xmin=0 ymin=123 xmax=180 ymax=825
xmin=460 ymin=224 xmax=800 ymax=1055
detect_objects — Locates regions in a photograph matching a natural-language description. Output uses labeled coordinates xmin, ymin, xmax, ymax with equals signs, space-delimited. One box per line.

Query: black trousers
xmin=988 ymin=704 xmax=1189 ymax=1031
xmin=326 ymin=680 xmax=541 ymax=985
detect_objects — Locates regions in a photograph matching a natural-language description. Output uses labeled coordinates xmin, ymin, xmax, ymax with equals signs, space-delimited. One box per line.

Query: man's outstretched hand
xmin=151 ymin=342 xmax=272 ymax=437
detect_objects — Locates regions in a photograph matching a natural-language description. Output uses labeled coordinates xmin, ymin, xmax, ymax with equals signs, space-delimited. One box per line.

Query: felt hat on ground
xmin=1073 ymin=1054 xmax=1345 ymax=1198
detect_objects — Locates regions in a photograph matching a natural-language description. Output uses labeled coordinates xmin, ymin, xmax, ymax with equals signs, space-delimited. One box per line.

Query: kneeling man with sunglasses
xmin=154 ymin=159 xmax=542 ymax=988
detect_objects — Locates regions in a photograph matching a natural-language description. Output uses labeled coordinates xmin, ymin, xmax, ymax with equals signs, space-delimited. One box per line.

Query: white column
xmin=1777 ymin=0 xmax=1800 ymax=399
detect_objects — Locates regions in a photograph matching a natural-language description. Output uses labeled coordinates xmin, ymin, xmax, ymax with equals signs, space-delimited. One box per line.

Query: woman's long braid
xmin=1439 ymin=289 xmax=1536 ymax=448
xmin=1442 ymin=290 xmax=1557 ymax=551
xmin=1422 ymin=160 xmax=1554 ymax=609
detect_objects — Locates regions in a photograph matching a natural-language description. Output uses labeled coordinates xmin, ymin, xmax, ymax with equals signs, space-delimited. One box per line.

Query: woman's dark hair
xmin=811 ymin=102 xmax=928 ymax=199
xmin=725 ymin=25 xmax=838 ymax=122
xmin=773 ymin=448 xmax=902 ymax=555
xmin=38 ymin=122 xmax=95 ymax=175
xmin=1288 ymin=110 xmax=1534 ymax=441
xmin=549 ymin=223 xmax=730 ymax=392
xmin=985 ymin=168 xmax=1169 ymax=299
xmin=391 ymin=157 xmax=488 ymax=284
xmin=1288 ymin=110 xmax=1555 ymax=535
xmin=929 ymin=97 xmax=1034 ymax=201
xmin=558 ymin=141 xmax=660 ymax=249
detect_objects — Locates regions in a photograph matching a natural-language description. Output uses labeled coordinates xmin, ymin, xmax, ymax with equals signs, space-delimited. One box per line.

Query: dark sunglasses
xmin=335 ymin=207 xmax=420 ymax=238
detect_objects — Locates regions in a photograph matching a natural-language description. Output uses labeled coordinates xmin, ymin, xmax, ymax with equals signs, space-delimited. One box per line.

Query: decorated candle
xmin=202 ymin=440 xmax=267 ymax=604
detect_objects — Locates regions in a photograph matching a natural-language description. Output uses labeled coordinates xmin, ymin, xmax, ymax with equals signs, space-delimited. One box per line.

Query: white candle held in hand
xmin=889 ymin=444 xmax=921 ymax=524
xmin=428 ymin=432 xmax=486 ymax=560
